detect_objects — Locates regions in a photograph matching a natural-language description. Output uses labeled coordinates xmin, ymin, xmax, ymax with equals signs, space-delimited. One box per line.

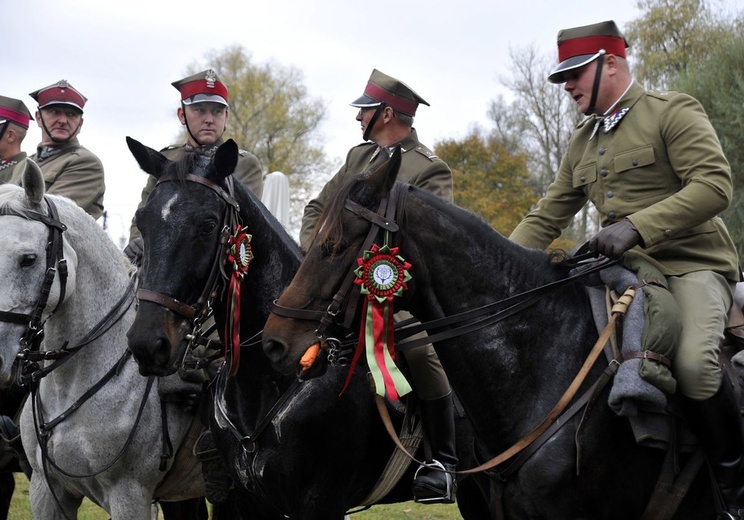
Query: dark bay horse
xmin=124 ymin=138 xmax=489 ymax=519
xmin=261 ymin=149 xmax=716 ymax=519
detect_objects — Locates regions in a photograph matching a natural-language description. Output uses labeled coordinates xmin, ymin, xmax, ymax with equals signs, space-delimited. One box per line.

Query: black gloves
xmin=589 ymin=218 xmax=642 ymax=258
xmin=123 ymin=236 xmax=144 ymax=266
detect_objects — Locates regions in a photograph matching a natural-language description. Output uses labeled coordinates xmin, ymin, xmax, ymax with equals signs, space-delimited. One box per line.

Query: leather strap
xmin=137 ymin=288 xmax=196 ymax=319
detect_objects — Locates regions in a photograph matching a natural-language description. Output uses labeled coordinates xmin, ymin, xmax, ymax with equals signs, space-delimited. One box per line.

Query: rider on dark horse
xmin=300 ymin=69 xmax=458 ymax=504
xmin=509 ymin=20 xmax=744 ymax=519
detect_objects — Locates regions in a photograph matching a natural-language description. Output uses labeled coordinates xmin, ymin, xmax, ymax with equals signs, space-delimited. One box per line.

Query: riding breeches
xmin=395 ymin=310 xmax=451 ymax=400
xmin=668 ymin=270 xmax=736 ymax=400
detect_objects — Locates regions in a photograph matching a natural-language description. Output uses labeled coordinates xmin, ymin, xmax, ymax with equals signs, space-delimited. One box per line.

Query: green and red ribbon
xmin=224 ymin=225 xmax=252 ymax=376
xmin=342 ymin=243 xmax=412 ymax=400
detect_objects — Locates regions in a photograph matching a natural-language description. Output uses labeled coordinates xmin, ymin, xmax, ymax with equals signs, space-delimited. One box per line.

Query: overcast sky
xmin=5 ymin=0 xmax=743 ymax=245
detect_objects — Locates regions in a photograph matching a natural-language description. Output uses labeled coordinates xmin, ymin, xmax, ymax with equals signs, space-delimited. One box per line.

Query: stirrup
xmin=412 ymin=460 xmax=456 ymax=504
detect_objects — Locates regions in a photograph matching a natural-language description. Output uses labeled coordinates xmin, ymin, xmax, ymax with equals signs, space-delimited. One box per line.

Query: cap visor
xmin=547 ymin=54 xmax=599 ymax=83
xmin=349 ymin=94 xmax=381 ymax=108
xmin=182 ymin=93 xmax=228 ymax=106
xmin=38 ymin=101 xmax=84 ymax=112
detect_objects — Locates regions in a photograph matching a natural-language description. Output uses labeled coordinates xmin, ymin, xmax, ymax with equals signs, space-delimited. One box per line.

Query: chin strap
xmin=363 ymin=103 xmax=386 ymax=142
xmin=584 ymin=50 xmax=606 ymax=116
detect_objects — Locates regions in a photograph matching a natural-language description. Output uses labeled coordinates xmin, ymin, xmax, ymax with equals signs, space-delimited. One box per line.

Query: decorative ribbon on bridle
xmin=224 ymin=225 xmax=252 ymax=376
xmin=341 ymin=242 xmax=412 ymax=400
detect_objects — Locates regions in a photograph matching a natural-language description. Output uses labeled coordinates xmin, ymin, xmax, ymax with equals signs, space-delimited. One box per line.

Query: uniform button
xmin=598 ymin=147 xmax=606 ymax=155
xmin=580 ymin=175 xmax=586 ymax=182
xmin=607 ymin=191 xmax=613 ymax=198
xmin=664 ymin=229 xmax=672 ymax=237
xmin=600 ymin=169 xmax=608 ymax=177
xmin=608 ymin=211 xmax=616 ymax=219
xmin=632 ymin=160 xmax=638 ymax=166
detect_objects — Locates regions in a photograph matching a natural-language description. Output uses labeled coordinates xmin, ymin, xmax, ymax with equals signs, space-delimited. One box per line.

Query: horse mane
xmin=311 ymin=173 xmax=374 ymax=255
xmin=167 ymin=152 xmax=212 ymax=181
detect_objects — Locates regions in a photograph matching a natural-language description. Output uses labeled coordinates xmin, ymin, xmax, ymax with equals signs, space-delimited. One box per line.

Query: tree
xmin=674 ymin=34 xmax=744 ymax=258
xmin=624 ymin=0 xmax=735 ymax=89
xmin=434 ymin=129 xmax=537 ymax=236
xmin=487 ymin=46 xmax=591 ymax=245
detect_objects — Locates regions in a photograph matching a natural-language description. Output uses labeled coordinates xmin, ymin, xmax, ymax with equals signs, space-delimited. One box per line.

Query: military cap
xmin=29 ymin=80 xmax=87 ymax=112
xmin=0 ymin=95 xmax=33 ymax=128
xmin=548 ymin=20 xmax=629 ymax=84
xmin=172 ymin=69 xmax=228 ymax=106
xmin=350 ymin=69 xmax=429 ymax=117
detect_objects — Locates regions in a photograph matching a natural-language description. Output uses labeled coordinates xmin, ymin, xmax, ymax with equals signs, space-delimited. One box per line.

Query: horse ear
xmin=22 ymin=158 xmax=45 ymax=206
xmin=213 ymin=139 xmax=239 ymax=182
xmin=126 ymin=136 xmax=170 ymax=179
xmin=368 ymin=145 xmax=401 ymax=196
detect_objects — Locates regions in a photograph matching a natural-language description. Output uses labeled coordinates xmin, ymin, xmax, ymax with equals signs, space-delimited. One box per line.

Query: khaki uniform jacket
xmin=300 ymin=129 xmax=452 ymax=249
xmin=128 ymin=139 xmax=263 ymax=241
xmin=23 ymin=138 xmax=105 ymax=220
xmin=510 ymin=81 xmax=740 ymax=281
xmin=0 ymin=152 xmax=27 ymax=184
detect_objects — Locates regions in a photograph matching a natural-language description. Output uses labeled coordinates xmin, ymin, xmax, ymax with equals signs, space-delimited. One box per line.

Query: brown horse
xmin=261 ymin=148 xmax=716 ymax=519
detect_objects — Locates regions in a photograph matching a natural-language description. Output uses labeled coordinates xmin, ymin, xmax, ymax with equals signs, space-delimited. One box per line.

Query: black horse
xmin=261 ymin=148 xmax=717 ymax=519
xmin=124 ymin=138 xmax=489 ymax=519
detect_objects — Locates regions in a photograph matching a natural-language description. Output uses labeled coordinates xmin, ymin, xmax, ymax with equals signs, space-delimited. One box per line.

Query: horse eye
xmin=199 ymin=221 xmax=218 ymax=235
xmin=20 ymin=254 xmax=37 ymax=268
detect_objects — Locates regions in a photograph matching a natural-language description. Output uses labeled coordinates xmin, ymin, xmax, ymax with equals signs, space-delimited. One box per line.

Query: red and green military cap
xmin=0 ymin=95 xmax=33 ymax=128
xmin=548 ymin=20 xmax=629 ymax=84
xmin=172 ymin=69 xmax=229 ymax=107
xmin=350 ymin=69 xmax=429 ymax=117
xmin=29 ymin=80 xmax=87 ymax=112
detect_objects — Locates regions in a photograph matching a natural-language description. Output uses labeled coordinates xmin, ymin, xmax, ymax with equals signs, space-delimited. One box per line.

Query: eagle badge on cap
xmin=205 ymin=69 xmax=217 ymax=89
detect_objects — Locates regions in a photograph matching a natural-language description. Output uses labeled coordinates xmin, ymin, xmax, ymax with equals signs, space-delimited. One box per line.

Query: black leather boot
xmin=684 ymin=377 xmax=744 ymax=519
xmin=412 ymin=392 xmax=458 ymax=504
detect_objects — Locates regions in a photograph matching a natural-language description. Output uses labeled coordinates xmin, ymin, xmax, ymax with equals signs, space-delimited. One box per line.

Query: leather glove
xmin=123 ymin=236 xmax=144 ymax=266
xmin=589 ymin=219 xmax=642 ymax=259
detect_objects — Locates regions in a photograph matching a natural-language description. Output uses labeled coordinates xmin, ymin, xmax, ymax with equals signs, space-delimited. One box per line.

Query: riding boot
xmin=683 ymin=377 xmax=744 ymax=519
xmin=412 ymin=392 xmax=458 ymax=504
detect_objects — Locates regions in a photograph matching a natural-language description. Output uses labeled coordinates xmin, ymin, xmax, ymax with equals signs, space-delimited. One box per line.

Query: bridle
xmin=271 ymin=182 xmax=617 ymax=356
xmin=271 ymin=182 xmax=404 ymax=361
xmin=136 ymin=172 xmax=241 ymax=370
xmin=0 ymin=197 xmax=68 ymax=353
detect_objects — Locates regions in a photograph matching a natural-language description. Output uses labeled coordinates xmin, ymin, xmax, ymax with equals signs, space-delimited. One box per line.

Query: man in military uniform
xmin=301 ymin=69 xmax=458 ymax=504
xmin=23 ymin=80 xmax=105 ymax=220
xmin=125 ymin=69 xmax=263 ymax=262
xmin=509 ymin=21 xmax=743 ymax=519
xmin=0 ymin=95 xmax=33 ymax=184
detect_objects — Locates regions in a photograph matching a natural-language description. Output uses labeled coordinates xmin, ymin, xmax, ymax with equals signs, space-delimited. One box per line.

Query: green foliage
xmin=185 ymin=45 xmax=331 ymax=179
xmin=435 ymin=130 xmax=537 ymax=236
xmin=624 ymin=0 xmax=736 ymax=89
xmin=673 ymin=34 xmax=744 ymax=258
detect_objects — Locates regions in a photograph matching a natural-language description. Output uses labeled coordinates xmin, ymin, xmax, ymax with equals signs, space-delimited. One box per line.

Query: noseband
xmin=0 ymin=197 xmax=68 ymax=351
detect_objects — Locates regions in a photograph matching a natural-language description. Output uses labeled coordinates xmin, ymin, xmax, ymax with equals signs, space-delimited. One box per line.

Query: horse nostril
xmin=263 ymin=338 xmax=286 ymax=364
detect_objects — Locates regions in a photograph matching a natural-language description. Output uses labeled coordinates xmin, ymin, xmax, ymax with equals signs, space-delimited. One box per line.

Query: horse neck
xmin=400 ymin=194 xmax=562 ymax=318
xmin=397 ymin=194 xmax=596 ymax=441
xmin=232 ymin=193 xmax=302 ymax=333
xmin=44 ymin=211 xmax=133 ymax=367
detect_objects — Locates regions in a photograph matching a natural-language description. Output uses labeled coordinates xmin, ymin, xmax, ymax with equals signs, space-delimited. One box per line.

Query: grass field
xmin=9 ymin=473 xmax=463 ymax=519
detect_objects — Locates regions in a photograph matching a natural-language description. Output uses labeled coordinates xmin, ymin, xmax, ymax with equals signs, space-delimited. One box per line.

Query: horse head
xmin=263 ymin=147 xmax=403 ymax=377
xmin=126 ymin=137 xmax=239 ymax=376
xmin=0 ymin=159 xmax=78 ymax=385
